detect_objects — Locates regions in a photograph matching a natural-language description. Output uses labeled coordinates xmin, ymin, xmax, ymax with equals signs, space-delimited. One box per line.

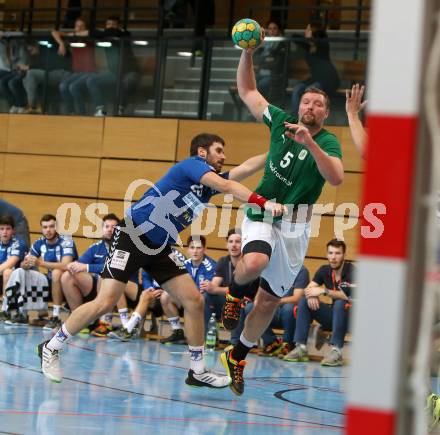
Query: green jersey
xmin=247 ymin=104 xmax=342 ymax=222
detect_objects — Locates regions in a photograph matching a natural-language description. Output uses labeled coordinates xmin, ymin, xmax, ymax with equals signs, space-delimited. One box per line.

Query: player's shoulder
xmin=202 ymin=255 xmax=216 ymax=270
xmin=59 ymin=234 xmax=74 ymax=247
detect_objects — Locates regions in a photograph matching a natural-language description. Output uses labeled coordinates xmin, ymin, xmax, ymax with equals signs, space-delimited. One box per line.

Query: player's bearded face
xmin=327 ymin=247 xmax=344 ymax=270
xmin=102 ymin=220 xmax=117 ymax=240
xmin=206 ymin=142 xmax=225 ymax=172
xmin=298 ymin=93 xmax=328 ymax=127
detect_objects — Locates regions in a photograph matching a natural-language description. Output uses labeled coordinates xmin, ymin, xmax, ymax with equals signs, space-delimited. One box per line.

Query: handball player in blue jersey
xmin=38 ymin=133 xmax=285 ymax=388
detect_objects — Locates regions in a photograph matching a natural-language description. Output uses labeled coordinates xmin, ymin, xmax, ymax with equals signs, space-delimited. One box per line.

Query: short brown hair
xmin=189 ymin=133 xmax=225 ymax=157
xmin=301 ymin=87 xmax=330 ymax=110
xmin=0 ymin=215 xmax=15 ymax=228
xmin=226 ymin=228 xmax=241 ymax=240
xmin=187 ymin=234 xmax=207 ymax=247
xmin=327 ymin=238 xmax=346 ymax=253
xmin=40 ymin=214 xmax=56 ymax=225
xmin=103 ymin=213 xmax=120 ymax=224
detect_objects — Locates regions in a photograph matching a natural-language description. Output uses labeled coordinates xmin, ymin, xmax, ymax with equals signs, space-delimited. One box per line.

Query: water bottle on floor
xmin=206 ymin=314 xmax=217 ymax=352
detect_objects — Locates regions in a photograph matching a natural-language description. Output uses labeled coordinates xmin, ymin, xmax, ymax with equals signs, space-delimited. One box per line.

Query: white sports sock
xmin=52 ymin=305 xmax=61 ymax=318
xmin=239 ymin=332 xmax=257 ymax=348
xmin=47 ymin=324 xmax=72 ymax=351
xmin=1 ymin=297 xmax=8 ymax=312
xmin=118 ymin=308 xmax=129 ymax=327
xmin=125 ymin=312 xmax=141 ymax=333
xmin=189 ymin=345 xmax=205 ymax=374
xmin=168 ymin=316 xmax=182 ymax=330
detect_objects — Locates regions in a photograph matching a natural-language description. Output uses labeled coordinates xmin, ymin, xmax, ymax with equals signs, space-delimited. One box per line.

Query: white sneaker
xmin=185 ymin=369 xmax=231 ymax=388
xmin=37 ymin=341 xmax=62 ymax=383
xmin=16 ymin=107 xmax=27 ymax=114
xmin=9 ymin=106 xmax=17 ymax=113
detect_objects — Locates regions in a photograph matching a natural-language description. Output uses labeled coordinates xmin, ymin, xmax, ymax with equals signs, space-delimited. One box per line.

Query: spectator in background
xmin=291 ymin=22 xmax=340 ymax=116
xmin=85 ymin=15 xmax=139 ymax=116
xmin=52 ymin=17 xmax=96 ymax=115
xmin=254 ymin=21 xmax=286 ymax=102
xmin=109 ymin=270 xmax=164 ymax=341
xmin=284 ymin=239 xmax=356 ymax=366
xmin=0 ymin=37 xmax=29 ymax=113
xmin=210 ymin=229 xmax=259 ymax=346
xmin=259 ymin=265 xmax=309 ymax=358
xmin=23 ymin=39 xmax=72 ymax=114
xmin=3 ymin=214 xmax=77 ymax=326
xmin=0 ymin=215 xmax=26 ymax=310
xmin=0 ymin=199 xmax=30 ymax=249
xmin=160 ymin=235 xmax=217 ymax=343
xmin=346 ymin=83 xmax=367 ymax=159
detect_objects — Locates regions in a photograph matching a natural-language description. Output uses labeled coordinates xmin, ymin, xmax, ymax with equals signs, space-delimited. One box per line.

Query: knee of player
xmin=51 ymin=269 xmax=63 ymax=280
xmin=184 ymin=291 xmax=204 ymax=312
xmin=333 ymin=299 xmax=346 ymax=313
xmin=139 ymin=291 xmax=152 ymax=303
xmin=243 ymin=254 xmax=268 ymax=276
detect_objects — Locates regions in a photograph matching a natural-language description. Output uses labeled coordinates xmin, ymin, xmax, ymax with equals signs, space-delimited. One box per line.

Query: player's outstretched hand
xmin=284 ymin=122 xmax=313 ymax=147
xmin=346 ymin=84 xmax=367 ymax=115
xmin=264 ymin=201 xmax=288 ymax=217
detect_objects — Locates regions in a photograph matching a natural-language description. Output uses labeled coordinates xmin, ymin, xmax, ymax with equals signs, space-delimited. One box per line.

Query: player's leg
xmin=221 ymin=282 xmax=280 ymax=396
xmin=159 ymin=291 xmax=186 ymax=344
xmin=37 ymin=223 xmax=140 ymax=383
xmin=46 ymin=269 xmax=64 ymax=328
xmin=37 ymin=278 xmax=126 ymax=382
xmin=222 ymin=217 xmax=273 ymax=330
xmin=109 ymin=289 xmax=152 ymax=341
xmin=158 ymin=272 xmax=231 ymax=388
xmin=61 ymin=271 xmax=92 ymax=311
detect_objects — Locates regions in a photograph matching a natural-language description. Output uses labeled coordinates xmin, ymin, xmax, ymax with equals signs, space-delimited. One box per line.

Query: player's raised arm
xmin=237 ymin=48 xmax=269 ymax=122
xmin=200 ymin=171 xmax=285 ymax=217
xmin=228 ymin=152 xmax=268 ymax=182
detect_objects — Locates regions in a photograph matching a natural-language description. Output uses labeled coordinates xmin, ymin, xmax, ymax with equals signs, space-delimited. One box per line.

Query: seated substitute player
xmin=38 ymin=132 xmax=285 ymax=388
xmin=160 ymin=234 xmax=217 ymax=344
xmin=210 ymin=228 xmax=260 ymax=346
xmin=6 ymin=214 xmax=77 ymax=326
xmin=220 ymin=32 xmax=344 ymax=396
xmin=109 ymin=270 xmax=164 ymax=341
xmin=0 ymin=215 xmax=27 ymax=321
xmin=284 ymin=239 xmax=355 ymax=366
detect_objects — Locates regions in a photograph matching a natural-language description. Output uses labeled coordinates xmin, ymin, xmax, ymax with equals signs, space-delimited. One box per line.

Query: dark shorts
xmin=83 ymin=275 xmax=98 ymax=303
xmin=100 ymin=221 xmax=188 ymax=285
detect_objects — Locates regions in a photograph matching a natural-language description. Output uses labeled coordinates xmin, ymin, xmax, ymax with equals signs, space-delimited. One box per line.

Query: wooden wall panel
xmin=3 ymin=154 xmax=100 ymax=197
xmin=7 ymin=115 xmax=104 ymax=157
xmin=102 ymin=118 xmax=178 ymax=161
xmin=177 ymin=120 xmax=270 ymax=164
xmin=98 ymin=159 xmax=173 ymax=200
xmin=334 ymin=172 xmax=362 ymax=214
xmin=2 ymin=193 xmax=105 ymax=237
xmin=308 ymin=214 xmax=359 ymax=260
xmin=99 ymin=159 xmax=172 ymax=199
xmin=0 ymin=115 xmax=8 ymax=151
xmin=0 ymin=153 xmax=4 ymax=191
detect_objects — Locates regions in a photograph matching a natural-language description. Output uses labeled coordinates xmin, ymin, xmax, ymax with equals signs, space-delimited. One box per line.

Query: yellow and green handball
xmin=231 ymin=18 xmax=262 ymax=50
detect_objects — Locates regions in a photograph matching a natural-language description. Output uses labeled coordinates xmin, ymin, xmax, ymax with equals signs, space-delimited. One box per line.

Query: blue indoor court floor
xmin=0 ymin=324 xmax=346 ymax=434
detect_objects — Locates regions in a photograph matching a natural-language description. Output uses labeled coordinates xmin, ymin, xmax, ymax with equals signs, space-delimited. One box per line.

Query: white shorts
xmin=241 ymin=216 xmax=311 ymax=297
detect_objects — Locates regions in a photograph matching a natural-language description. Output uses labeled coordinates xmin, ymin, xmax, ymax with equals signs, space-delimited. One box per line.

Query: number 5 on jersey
xmin=280 ymin=151 xmax=294 ymax=168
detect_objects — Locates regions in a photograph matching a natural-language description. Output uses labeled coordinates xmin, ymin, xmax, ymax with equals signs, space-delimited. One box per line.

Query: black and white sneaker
xmin=185 ymin=369 xmax=231 ymax=389
xmin=36 ymin=340 xmax=62 ymax=383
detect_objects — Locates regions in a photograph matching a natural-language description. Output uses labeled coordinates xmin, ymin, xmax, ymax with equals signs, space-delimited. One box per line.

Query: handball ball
xmin=231 ymin=18 xmax=262 ymax=49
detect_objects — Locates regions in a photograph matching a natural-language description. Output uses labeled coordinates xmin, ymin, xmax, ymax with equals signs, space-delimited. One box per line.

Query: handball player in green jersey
xmin=221 ymin=30 xmax=345 ymax=396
